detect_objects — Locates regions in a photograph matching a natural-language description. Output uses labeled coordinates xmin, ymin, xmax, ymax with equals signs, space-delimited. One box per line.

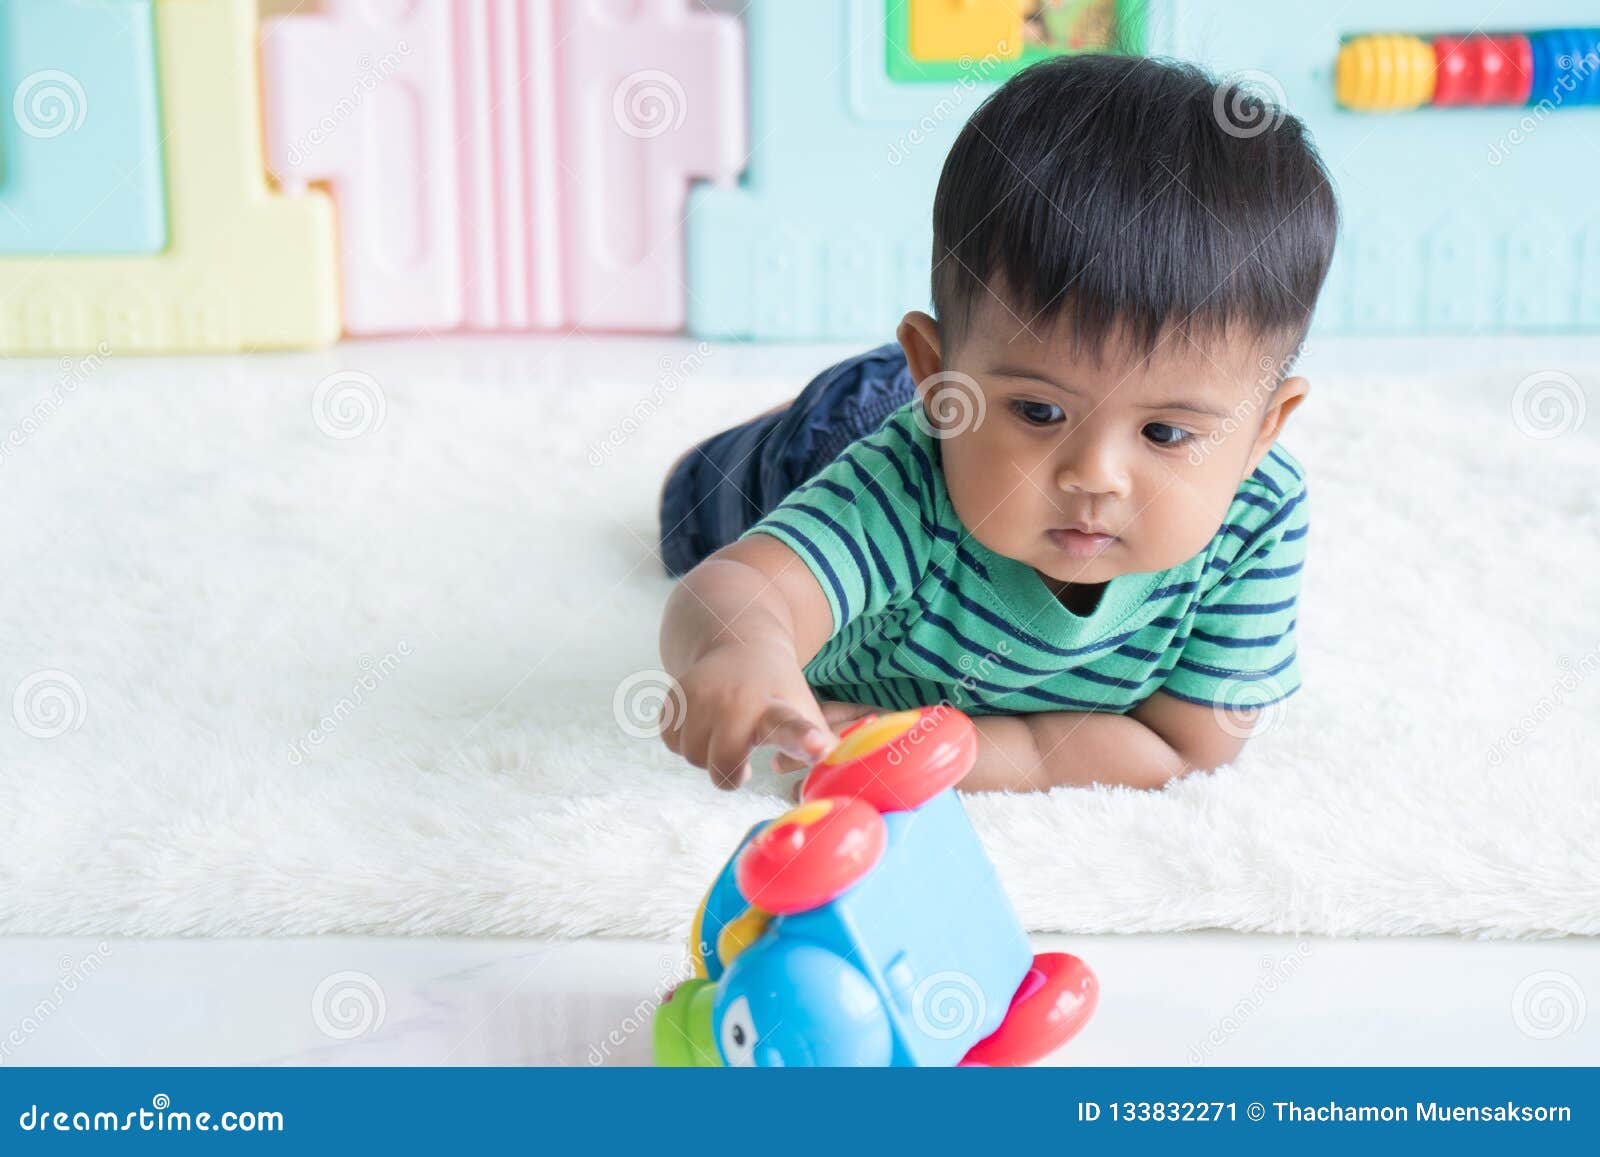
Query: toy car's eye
xmin=719 ymin=995 xmax=758 ymax=1067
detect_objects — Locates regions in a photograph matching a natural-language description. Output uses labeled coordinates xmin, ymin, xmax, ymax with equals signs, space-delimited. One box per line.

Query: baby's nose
xmin=1054 ymin=447 xmax=1128 ymax=496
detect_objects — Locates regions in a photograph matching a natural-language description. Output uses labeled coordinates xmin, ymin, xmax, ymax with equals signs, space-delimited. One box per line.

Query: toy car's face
xmin=653 ymin=973 xmax=825 ymax=1067
xmin=651 ymin=979 xmax=783 ymax=1066
xmin=712 ymin=967 xmax=810 ymax=1067
xmin=716 ymin=995 xmax=759 ymax=1066
xmin=711 ymin=941 xmax=894 ymax=1067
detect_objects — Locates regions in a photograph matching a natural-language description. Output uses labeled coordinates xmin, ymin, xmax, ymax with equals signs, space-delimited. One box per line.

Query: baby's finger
xmin=705 ymin=726 xmax=752 ymax=792
xmin=819 ymin=700 xmax=879 ymax=727
xmin=754 ymin=700 xmax=834 ymax=761
xmin=658 ymin=707 xmax=682 ymax=753
xmin=771 ymin=751 xmax=809 ymax=775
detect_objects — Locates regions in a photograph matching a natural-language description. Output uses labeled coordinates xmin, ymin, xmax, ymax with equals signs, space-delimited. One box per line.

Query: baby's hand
xmin=659 ymin=640 xmax=836 ymax=791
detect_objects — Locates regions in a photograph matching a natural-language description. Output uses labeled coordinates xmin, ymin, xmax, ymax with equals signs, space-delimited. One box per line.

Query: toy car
xmin=653 ymin=705 xmax=1097 ymax=1067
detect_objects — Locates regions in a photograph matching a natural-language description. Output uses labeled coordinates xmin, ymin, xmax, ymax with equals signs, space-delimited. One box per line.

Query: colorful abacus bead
xmin=1431 ymin=33 xmax=1533 ymax=106
xmin=1335 ymin=33 xmax=1436 ymax=111
xmin=1336 ymin=28 xmax=1600 ymax=111
xmin=1527 ymin=28 xmax=1600 ymax=107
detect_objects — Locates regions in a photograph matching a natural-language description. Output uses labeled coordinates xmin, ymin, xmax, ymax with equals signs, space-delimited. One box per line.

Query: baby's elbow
xmin=1171 ymin=731 xmax=1250 ymax=778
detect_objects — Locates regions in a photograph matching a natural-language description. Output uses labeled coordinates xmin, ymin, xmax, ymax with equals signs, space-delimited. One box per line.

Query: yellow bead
xmin=1336 ymin=34 xmax=1437 ymax=112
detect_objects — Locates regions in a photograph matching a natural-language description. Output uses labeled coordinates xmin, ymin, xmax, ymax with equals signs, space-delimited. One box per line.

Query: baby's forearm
xmin=660 ymin=557 xmax=797 ymax=673
xmin=961 ymin=711 xmax=1187 ymax=792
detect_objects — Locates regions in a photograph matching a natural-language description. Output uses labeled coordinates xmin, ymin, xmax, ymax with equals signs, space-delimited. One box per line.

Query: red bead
xmin=1432 ymin=33 xmax=1534 ymax=106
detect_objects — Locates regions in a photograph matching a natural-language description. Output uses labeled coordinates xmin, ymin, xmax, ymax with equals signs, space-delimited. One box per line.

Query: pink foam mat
xmin=261 ymin=0 xmax=745 ymax=337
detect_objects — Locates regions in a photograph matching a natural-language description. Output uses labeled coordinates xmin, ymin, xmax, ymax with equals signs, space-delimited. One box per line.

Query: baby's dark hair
xmin=931 ymin=53 xmax=1339 ymax=366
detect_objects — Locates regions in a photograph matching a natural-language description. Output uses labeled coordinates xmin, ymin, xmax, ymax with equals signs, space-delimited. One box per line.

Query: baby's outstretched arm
xmin=659 ymin=534 xmax=840 ymax=789
xmin=958 ymin=694 xmax=1254 ymax=792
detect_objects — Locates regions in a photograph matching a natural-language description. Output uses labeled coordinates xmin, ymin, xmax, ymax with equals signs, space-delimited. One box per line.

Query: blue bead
xmin=1527 ymin=28 xmax=1600 ymax=107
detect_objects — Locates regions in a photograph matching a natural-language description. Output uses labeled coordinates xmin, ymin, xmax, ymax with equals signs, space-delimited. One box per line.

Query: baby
xmin=657 ymin=53 xmax=1338 ymax=794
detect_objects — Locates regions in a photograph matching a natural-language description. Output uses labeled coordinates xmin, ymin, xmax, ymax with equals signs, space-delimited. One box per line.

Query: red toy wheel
xmin=734 ymin=796 xmax=886 ymax=914
xmin=961 ymin=952 xmax=1098 ymax=1067
xmin=801 ymin=705 xmax=976 ymax=813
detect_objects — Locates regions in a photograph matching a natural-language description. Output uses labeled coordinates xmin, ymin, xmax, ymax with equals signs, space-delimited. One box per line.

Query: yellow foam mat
xmin=0 ymin=0 xmax=339 ymax=354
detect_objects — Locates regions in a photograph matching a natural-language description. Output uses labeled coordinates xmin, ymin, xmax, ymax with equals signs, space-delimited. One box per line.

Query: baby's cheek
xmin=949 ymin=488 xmax=1027 ymax=560
xmin=946 ymin=444 xmax=1026 ymax=534
xmin=938 ymin=483 xmax=997 ymax=558
xmin=1140 ymin=475 xmax=1234 ymax=563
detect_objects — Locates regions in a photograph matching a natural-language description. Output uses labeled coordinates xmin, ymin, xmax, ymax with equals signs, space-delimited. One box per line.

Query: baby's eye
xmin=1142 ymin=422 xmax=1192 ymax=446
xmin=1009 ymin=399 xmax=1065 ymax=426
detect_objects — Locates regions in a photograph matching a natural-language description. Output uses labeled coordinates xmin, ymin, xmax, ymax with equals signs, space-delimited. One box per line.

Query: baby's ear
xmin=1247 ymin=375 xmax=1309 ymax=471
xmin=897 ymin=311 xmax=943 ymax=389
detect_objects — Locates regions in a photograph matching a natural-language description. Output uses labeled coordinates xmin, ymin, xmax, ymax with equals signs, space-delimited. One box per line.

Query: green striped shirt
xmin=740 ymin=400 xmax=1306 ymax=715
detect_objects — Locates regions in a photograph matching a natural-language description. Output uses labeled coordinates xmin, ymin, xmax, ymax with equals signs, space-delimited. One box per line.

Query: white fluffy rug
xmin=1 ymin=337 xmax=1596 ymax=940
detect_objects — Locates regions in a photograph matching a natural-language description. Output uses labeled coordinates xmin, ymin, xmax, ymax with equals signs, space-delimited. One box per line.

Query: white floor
xmin=1 ymin=933 xmax=1594 ymax=1066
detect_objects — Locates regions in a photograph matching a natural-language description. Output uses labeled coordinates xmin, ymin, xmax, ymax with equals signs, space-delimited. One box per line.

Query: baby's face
xmin=914 ymin=301 xmax=1297 ymax=588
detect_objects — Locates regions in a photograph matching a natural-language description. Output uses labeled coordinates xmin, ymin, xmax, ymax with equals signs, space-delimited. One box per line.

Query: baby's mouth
xmin=1047 ymin=527 xmax=1118 ymax=557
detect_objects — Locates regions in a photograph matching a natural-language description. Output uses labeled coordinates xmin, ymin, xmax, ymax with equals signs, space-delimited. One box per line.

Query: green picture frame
xmin=884 ymin=0 xmax=1147 ymax=84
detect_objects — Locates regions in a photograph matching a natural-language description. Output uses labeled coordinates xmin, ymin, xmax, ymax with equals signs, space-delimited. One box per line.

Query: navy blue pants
xmin=659 ymin=343 xmax=915 ymax=576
